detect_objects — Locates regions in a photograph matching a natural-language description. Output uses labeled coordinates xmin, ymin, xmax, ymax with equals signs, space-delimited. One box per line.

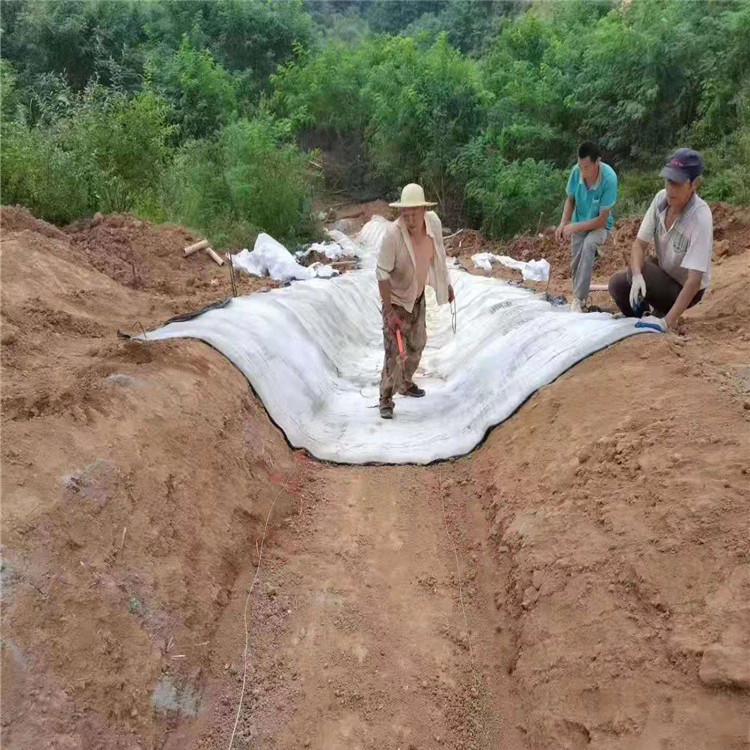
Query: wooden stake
xmin=183 ymin=239 xmax=209 ymax=257
xmin=205 ymin=247 xmax=224 ymax=266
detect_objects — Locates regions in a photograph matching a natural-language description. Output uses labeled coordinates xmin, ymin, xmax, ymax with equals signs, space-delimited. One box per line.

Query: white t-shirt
xmin=637 ymin=190 xmax=713 ymax=289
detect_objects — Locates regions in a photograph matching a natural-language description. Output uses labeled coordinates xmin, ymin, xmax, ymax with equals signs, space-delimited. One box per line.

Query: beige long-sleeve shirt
xmin=375 ymin=211 xmax=451 ymax=312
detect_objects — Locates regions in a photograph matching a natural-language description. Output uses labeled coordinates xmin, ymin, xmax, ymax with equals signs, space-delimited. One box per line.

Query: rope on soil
xmin=227 ymin=461 xmax=300 ymax=750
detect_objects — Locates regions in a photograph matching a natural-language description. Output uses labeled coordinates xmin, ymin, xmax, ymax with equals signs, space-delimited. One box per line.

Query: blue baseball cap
xmin=660 ymin=148 xmax=703 ymax=183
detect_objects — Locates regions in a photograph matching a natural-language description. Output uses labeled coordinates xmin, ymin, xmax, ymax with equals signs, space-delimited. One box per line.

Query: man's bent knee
xmin=608 ymin=270 xmax=632 ymax=314
xmin=582 ymin=234 xmax=602 ymax=255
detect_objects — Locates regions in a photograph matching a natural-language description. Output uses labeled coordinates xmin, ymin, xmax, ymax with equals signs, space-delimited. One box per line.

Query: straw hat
xmin=389 ymin=183 xmax=437 ymax=208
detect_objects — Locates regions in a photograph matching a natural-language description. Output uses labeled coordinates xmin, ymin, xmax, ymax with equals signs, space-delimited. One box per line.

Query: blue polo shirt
xmin=566 ymin=162 xmax=617 ymax=230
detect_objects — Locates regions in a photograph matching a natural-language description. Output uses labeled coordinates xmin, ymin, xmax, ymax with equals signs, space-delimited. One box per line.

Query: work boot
xmin=401 ymin=384 xmax=425 ymax=398
xmin=380 ymin=406 xmax=394 ymax=420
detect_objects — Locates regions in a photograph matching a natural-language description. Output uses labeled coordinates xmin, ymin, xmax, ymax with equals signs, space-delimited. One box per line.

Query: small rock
xmin=215 ymin=587 xmax=230 ymax=606
xmin=699 ymin=645 xmax=750 ymax=689
xmin=1 ymin=324 xmax=19 ymax=346
xmin=331 ymin=218 xmax=359 ymax=234
xmin=713 ymin=239 xmax=731 ymax=257
xmin=130 ymin=707 xmax=138 ymax=718
xmin=743 ymin=400 xmax=750 ymax=411
xmin=521 ymin=586 xmax=538 ymax=609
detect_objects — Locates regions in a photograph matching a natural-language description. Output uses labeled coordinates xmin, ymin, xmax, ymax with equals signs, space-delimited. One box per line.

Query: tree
xmin=0 ymin=0 xmax=151 ymax=91
xmin=146 ymin=38 xmax=237 ymax=141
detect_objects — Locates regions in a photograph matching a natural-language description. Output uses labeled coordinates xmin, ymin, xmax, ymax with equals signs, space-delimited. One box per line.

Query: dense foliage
xmin=2 ymin=0 xmax=749 ymax=244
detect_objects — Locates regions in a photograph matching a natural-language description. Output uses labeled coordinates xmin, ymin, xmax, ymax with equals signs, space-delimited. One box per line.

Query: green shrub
xmin=452 ymin=139 xmax=565 ymax=238
xmin=0 ymin=120 xmax=92 ymax=224
xmin=161 ymin=116 xmax=317 ymax=248
xmin=143 ymin=0 xmax=314 ymax=84
xmin=700 ymin=79 xmax=750 ymax=206
xmin=0 ymin=0 xmax=151 ymax=92
xmin=616 ymin=169 xmax=662 ymax=220
xmin=0 ymin=61 xmax=22 ymax=122
xmin=271 ymin=39 xmax=377 ymax=134
xmin=3 ymin=0 xmax=750 ymax=243
xmin=363 ymin=34 xmax=486 ymax=204
xmin=402 ymin=1 xmax=518 ymax=57
xmin=1 ymin=86 xmax=175 ymax=223
xmin=146 ymin=38 xmax=237 ymax=141
xmin=702 ymin=129 xmax=750 ymax=206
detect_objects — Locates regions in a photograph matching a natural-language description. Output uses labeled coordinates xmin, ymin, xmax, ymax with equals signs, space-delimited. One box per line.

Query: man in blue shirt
xmin=555 ymin=142 xmax=618 ymax=312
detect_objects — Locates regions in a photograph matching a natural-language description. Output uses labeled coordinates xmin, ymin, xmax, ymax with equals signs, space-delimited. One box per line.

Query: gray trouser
xmin=571 ymin=228 xmax=610 ymax=301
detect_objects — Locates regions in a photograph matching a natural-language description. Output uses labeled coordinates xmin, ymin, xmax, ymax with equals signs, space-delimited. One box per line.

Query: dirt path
xmin=182 ymin=465 xmax=526 ymax=750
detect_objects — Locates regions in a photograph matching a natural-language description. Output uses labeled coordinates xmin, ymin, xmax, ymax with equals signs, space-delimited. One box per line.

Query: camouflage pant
xmin=379 ymin=294 xmax=427 ymax=409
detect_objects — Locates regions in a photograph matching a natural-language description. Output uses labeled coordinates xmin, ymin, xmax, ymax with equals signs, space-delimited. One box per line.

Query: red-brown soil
xmin=1 ymin=203 xmax=748 ymax=750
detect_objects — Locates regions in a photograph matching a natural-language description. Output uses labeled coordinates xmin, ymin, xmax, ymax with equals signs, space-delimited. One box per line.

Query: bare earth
xmin=1 ymin=204 xmax=749 ymax=750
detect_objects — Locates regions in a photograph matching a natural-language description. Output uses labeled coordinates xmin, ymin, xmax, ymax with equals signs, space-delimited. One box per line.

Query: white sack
xmin=472 ymin=252 xmax=551 ymax=282
xmin=231 ymin=233 xmax=337 ymax=282
xmin=308 ymin=262 xmax=339 ymax=279
xmin=297 ymin=229 xmax=363 ymax=262
xmin=144 ymin=217 xmax=653 ymax=465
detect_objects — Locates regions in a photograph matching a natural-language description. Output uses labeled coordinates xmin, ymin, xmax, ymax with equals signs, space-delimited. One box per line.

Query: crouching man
xmin=555 ymin=141 xmax=618 ymax=312
xmin=608 ymin=149 xmax=712 ymax=331
xmin=376 ymin=183 xmax=455 ymax=420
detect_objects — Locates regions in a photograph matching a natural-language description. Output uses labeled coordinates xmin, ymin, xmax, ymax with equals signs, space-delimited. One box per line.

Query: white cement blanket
xmin=143 ymin=219 xmax=653 ymax=464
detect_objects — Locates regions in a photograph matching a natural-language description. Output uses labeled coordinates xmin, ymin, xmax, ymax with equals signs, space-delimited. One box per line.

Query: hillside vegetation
xmin=2 ymin=0 xmax=748 ymax=245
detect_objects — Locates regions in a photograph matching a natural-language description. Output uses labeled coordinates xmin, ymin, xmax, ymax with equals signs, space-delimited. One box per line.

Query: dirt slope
xmin=1 ymin=204 xmax=749 ymax=750
xmin=1 ymin=208 xmax=298 ymax=749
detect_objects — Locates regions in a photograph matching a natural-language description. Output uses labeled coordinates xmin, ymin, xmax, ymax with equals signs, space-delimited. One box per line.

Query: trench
xmin=3 ymin=211 xmax=748 ymax=750
xmin=161 ymin=456 xmax=531 ymax=750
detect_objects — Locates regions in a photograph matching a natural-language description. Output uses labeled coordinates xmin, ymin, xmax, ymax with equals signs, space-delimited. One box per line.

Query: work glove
xmin=635 ymin=315 xmax=668 ymax=333
xmin=629 ymin=273 xmax=647 ymax=310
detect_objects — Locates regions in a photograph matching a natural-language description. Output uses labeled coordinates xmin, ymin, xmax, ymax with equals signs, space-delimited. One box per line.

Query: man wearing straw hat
xmin=376 ymin=183 xmax=455 ymax=420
